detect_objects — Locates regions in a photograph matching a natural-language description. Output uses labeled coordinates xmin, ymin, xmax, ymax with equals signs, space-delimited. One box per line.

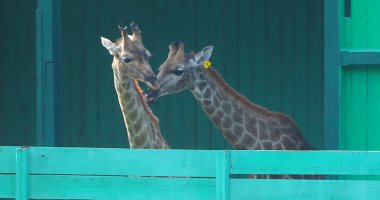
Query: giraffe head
xmin=101 ymin=22 xmax=158 ymax=89
xmin=146 ymin=42 xmax=213 ymax=102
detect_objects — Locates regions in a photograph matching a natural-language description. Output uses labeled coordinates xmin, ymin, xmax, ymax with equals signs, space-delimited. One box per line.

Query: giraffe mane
xmin=132 ymin=79 xmax=159 ymax=125
xmin=205 ymin=68 xmax=292 ymax=121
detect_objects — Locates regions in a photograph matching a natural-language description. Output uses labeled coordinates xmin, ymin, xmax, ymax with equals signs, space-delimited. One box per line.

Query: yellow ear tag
xmin=203 ymin=60 xmax=212 ymax=69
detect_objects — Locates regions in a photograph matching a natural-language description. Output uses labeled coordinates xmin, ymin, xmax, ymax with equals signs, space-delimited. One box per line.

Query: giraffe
xmin=100 ymin=23 xmax=169 ymax=149
xmin=146 ymin=42 xmax=322 ymax=179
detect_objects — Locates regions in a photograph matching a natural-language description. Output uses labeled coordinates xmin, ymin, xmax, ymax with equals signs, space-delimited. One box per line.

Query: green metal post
xmin=216 ymin=151 xmax=230 ymax=200
xmin=324 ymin=0 xmax=340 ymax=150
xmin=36 ymin=0 xmax=61 ymax=146
xmin=16 ymin=147 xmax=30 ymax=200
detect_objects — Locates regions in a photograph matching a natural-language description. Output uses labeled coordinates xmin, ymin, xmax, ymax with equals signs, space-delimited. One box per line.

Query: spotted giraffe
xmin=101 ymin=23 xmax=169 ymax=149
xmin=147 ymin=42 xmax=322 ymax=179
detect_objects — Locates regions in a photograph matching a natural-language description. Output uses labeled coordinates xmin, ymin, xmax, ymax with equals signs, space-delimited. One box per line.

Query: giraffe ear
xmin=194 ymin=45 xmax=213 ymax=65
xmin=100 ymin=37 xmax=121 ymax=55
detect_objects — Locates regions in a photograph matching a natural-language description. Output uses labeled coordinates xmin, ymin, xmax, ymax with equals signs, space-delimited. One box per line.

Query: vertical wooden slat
xmin=367 ymin=67 xmax=380 ymax=150
xmin=82 ymin=0 xmax=99 ymax=147
xmin=16 ymin=147 xmax=29 ymax=200
xmin=324 ymin=0 xmax=340 ymax=150
xmin=36 ymin=0 xmax=61 ymax=146
xmin=307 ymin=0 xmax=324 ymax=148
xmin=265 ymin=0 xmax=281 ymax=111
xmin=293 ymin=0 xmax=309 ymax=140
xmin=279 ymin=0 xmax=295 ymax=119
xmin=179 ymin=0 xmax=197 ymax=149
xmin=216 ymin=151 xmax=230 ymax=200
xmin=251 ymin=1 xmax=267 ymax=107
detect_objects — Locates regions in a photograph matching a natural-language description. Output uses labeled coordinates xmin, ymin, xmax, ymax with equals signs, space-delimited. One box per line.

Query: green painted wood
xmin=36 ymin=0 xmax=62 ymax=146
xmin=16 ymin=147 xmax=29 ymax=200
xmin=28 ymin=148 xmax=217 ymax=177
xmin=29 ymin=175 xmax=215 ymax=200
xmin=0 ymin=0 xmax=36 ymax=146
xmin=0 ymin=174 xmax=15 ymax=198
xmin=265 ymin=0 xmax=281 ymax=111
xmin=293 ymin=0 xmax=309 ymax=142
xmin=279 ymin=0 xmax=295 ymax=121
xmin=230 ymin=179 xmax=380 ymax=200
xmin=230 ymin=150 xmax=380 ymax=175
xmin=0 ymin=147 xmax=17 ymax=173
xmin=2 ymin=147 xmax=380 ymax=199
xmin=341 ymin=50 xmax=380 ymax=65
xmin=367 ymin=67 xmax=380 ymax=150
xmin=215 ymin=151 xmax=230 ymax=200
xmin=324 ymin=0 xmax=340 ymax=150
xmin=307 ymin=0 xmax=324 ymax=147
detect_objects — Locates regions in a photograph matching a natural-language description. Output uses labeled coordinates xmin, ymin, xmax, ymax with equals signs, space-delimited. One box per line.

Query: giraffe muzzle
xmin=143 ymin=74 xmax=159 ymax=90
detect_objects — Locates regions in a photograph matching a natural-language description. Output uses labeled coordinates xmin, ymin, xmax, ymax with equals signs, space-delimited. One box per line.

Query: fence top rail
xmin=1 ymin=147 xmax=380 ymax=176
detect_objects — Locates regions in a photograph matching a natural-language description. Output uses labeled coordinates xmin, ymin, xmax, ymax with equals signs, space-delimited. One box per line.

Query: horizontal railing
xmin=1 ymin=146 xmax=380 ymax=200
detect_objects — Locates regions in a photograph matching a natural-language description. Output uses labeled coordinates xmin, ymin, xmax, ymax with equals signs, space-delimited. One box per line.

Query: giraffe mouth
xmin=143 ymin=74 xmax=159 ymax=90
xmin=144 ymin=89 xmax=159 ymax=103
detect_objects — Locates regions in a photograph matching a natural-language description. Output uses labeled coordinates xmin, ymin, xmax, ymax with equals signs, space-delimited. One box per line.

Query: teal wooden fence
xmin=1 ymin=147 xmax=380 ymax=200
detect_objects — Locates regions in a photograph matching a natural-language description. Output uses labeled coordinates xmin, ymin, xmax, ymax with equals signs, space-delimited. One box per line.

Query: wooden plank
xmin=340 ymin=67 xmax=352 ymax=149
xmin=237 ymin=0 xmax=253 ymax=105
xmin=82 ymin=0 xmax=100 ymax=147
xmin=351 ymin=0 xmax=368 ymax=48
xmin=307 ymin=0 xmax=324 ymax=148
xmin=230 ymin=179 xmax=380 ymax=200
xmin=179 ymin=0 xmax=197 ymax=149
xmin=279 ymin=0 xmax=295 ymax=119
xmin=36 ymin=0 xmax=61 ymax=146
xmin=324 ymin=0 xmax=340 ymax=150
xmin=230 ymin=150 xmax=380 ymax=175
xmin=251 ymin=0 xmax=267 ymax=107
xmin=0 ymin=174 xmax=15 ymax=198
xmin=265 ymin=0 xmax=281 ymax=111
xmin=28 ymin=148 xmax=216 ymax=177
xmin=0 ymin=0 xmax=17 ymax=146
xmin=368 ymin=0 xmax=380 ymax=47
xmin=61 ymin=0 xmax=85 ymax=146
xmin=367 ymin=67 xmax=380 ymax=150
xmin=349 ymin=66 xmax=368 ymax=150
xmin=0 ymin=147 xmax=17 ymax=173
xmin=16 ymin=147 xmax=29 ymax=200
xmin=216 ymin=151 xmax=230 ymax=200
xmin=293 ymin=0 xmax=309 ymax=140
xmin=341 ymin=50 xmax=380 ymax=65
xmin=14 ymin=0 xmax=36 ymax=146
xmin=29 ymin=175 xmax=215 ymax=200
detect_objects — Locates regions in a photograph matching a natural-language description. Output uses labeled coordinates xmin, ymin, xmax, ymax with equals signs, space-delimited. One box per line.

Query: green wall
xmin=59 ymin=0 xmax=324 ymax=149
xmin=0 ymin=0 xmax=36 ymax=146
xmin=340 ymin=0 xmax=380 ymax=150
xmin=0 ymin=0 xmax=324 ymax=149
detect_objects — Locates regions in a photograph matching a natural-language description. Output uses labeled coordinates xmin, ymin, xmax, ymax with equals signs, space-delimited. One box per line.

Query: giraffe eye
xmin=122 ymin=57 xmax=133 ymax=63
xmin=173 ymin=68 xmax=184 ymax=76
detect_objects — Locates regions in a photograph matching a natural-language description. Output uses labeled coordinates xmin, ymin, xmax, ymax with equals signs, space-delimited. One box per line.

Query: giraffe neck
xmin=113 ymin=71 xmax=169 ymax=149
xmin=190 ymin=67 xmax=312 ymax=150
